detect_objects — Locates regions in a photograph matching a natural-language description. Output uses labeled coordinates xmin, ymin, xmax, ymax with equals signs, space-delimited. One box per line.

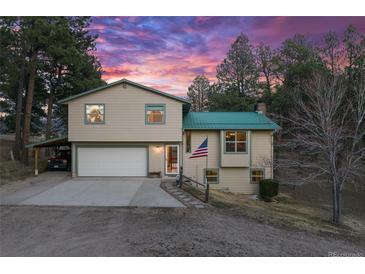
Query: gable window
xmin=85 ymin=104 xmax=104 ymax=124
xmin=205 ymin=168 xmax=219 ymax=184
xmin=225 ymin=131 xmax=247 ymax=153
xmin=145 ymin=104 xmax=165 ymax=124
xmin=251 ymin=169 xmax=264 ymax=184
xmin=186 ymin=131 xmax=191 ymax=153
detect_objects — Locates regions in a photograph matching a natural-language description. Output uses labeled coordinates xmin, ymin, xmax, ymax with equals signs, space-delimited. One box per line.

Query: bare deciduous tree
xmin=322 ymin=31 xmax=341 ymax=76
xmin=274 ymin=73 xmax=365 ymax=224
xmin=256 ymin=42 xmax=274 ymax=97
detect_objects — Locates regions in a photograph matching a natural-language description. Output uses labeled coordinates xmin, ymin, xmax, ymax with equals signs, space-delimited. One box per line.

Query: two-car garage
xmin=77 ymin=147 xmax=148 ymax=177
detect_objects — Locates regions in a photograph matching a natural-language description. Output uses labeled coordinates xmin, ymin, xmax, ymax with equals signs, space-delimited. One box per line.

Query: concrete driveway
xmin=0 ymin=173 xmax=184 ymax=208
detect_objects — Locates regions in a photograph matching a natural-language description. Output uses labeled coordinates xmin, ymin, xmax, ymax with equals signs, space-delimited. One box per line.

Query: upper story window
xmin=85 ymin=104 xmax=105 ymax=124
xmin=224 ymin=131 xmax=247 ymax=153
xmin=145 ymin=104 xmax=165 ymax=124
xmin=185 ymin=131 xmax=191 ymax=153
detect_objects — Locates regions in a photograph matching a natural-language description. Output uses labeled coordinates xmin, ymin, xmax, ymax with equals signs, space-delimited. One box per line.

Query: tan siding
xmin=182 ymin=131 xmax=256 ymax=194
xmin=251 ymin=131 xmax=273 ymax=179
xmin=149 ymin=144 xmax=165 ymax=174
xmin=212 ymin=168 xmax=258 ymax=194
xmin=220 ymin=130 xmax=250 ymax=167
xmin=67 ymin=83 xmax=183 ymax=142
xmin=71 ymin=143 xmax=76 ymax=177
xmin=182 ymin=131 xmax=220 ymax=184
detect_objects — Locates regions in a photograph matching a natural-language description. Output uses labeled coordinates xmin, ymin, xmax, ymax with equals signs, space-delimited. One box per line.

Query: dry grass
xmin=0 ymin=160 xmax=48 ymax=185
xmin=183 ymin=184 xmax=365 ymax=240
xmin=182 ymin=184 xmax=207 ymax=201
xmin=1 ymin=138 xmax=49 ymax=185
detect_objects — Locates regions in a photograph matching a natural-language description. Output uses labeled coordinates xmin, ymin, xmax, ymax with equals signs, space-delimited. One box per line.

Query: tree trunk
xmin=45 ymin=89 xmax=54 ymax=156
xmin=22 ymin=50 xmax=37 ymax=165
xmin=46 ymin=90 xmax=54 ymax=139
xmin=332 ymin=181 xmax=341 ymax=224
xmin=265 ymin=74 xmax=271 ymax=95
xmin=14 ymin=59 xmax=26 ymax=161
xmin=46 ymin=65 xmax=62 ymax=141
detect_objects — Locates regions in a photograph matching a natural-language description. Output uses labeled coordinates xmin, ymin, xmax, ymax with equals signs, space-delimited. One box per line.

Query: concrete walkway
xmin=0 ymin=175 xmax=184 ymax=208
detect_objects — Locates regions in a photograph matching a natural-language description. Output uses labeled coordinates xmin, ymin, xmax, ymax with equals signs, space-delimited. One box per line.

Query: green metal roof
xmin=183 ymin=112 xmax=280 ymax=130
xmin=25 ymin=136 xmax=69 ymax=148
xmin=58 ymin=78 xmax=190 ymax=104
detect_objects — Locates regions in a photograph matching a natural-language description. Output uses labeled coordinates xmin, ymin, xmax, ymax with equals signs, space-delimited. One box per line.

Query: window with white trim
xmin=205 ymin=168 xmax=219 ymax=184
xmin=146 ymin=104 xmax=165 ymax=124
xmin=225 ymin=131 xmax=247 ymax=153
xmin=85 ymin=104 xmax=105 ymax=124
xmin=251 ymin=169 xmax=264 ymax=184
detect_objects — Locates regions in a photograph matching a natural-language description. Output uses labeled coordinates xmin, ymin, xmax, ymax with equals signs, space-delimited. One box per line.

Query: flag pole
xmin=205 ymin=136 xmax=208 ymax=186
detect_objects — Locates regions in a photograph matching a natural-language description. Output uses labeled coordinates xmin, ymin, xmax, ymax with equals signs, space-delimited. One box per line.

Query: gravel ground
xmin=1 ymin=205 xmax=364 ymax=256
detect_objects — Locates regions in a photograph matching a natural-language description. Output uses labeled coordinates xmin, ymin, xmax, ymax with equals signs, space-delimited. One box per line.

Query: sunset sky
xmin=89 ymin=16 xmax=365 ymax=97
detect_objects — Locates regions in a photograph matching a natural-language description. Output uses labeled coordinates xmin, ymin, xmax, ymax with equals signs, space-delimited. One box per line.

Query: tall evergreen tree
xmin=215 ymin=33 xmax=259 ymax=111
xmin=270 ymin=34 xmax=325 ymax=118
xmin=0 ymin=17 xmax=28 ymax=159
xmin=216 ymin=33 xmax=258 ymax=97
xmin=41 ymin=17 xmax=103 ymax=139
xmin=187 ymin=75 xmax=210 ymax=112
xmin=0 ymin=16 xmax=104 ymax=164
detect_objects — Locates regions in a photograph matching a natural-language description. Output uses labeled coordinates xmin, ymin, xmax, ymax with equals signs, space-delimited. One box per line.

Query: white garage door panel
xmin=78 ymin=147 xmax=147 ymax=176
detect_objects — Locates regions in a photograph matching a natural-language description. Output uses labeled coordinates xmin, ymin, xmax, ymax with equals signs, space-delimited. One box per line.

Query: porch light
xmin=153 ymin=146 xmax=163 ymax=153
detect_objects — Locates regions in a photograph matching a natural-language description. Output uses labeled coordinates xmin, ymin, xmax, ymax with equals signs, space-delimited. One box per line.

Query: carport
xmin=26 ymin=136 xmax=69 ymax=175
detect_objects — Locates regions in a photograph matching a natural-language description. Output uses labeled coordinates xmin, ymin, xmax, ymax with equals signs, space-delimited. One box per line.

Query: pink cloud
xmin=89 ymin=16 xmax=365 ymax=97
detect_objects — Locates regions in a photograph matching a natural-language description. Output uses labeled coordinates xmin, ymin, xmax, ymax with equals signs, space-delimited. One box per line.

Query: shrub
xmin=259 ymin=179 xmax=279 ymax=200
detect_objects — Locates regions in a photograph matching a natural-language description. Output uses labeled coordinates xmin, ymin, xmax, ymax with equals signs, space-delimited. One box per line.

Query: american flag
xmin=189 ymin=138 xmax=208 ymax=159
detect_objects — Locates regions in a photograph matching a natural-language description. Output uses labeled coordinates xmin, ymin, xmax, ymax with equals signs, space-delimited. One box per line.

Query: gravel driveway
xmin=1 ymin=205 xmax=363 ymax=256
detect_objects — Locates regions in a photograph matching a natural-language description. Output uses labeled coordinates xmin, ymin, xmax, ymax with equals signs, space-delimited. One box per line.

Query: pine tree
xmin=187 ymin=75 xmax=210 ymax=112
xmin=216 ymin=33 xmax=259 ymax=99
xmin=0 ymin=16 xmax=104 ymax=163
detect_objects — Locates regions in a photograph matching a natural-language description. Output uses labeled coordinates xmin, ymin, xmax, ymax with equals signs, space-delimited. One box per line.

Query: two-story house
xmin=58 ymin=79 xmax=279 ymax=194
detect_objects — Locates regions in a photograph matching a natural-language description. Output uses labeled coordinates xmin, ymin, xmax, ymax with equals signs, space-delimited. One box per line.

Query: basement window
xmin=205 ymin=168 xmax=219 ymax=184
xmin=251 ymin=169 xmax=265 ymax=184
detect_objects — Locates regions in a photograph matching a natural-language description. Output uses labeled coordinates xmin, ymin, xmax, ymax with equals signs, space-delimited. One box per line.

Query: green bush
xmin=259 ymin=179 xmax=279 ymax=199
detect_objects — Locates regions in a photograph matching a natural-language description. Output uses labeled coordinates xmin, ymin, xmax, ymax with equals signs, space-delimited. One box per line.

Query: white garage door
xmin=77 ymin=147 xmax=147 ymax=176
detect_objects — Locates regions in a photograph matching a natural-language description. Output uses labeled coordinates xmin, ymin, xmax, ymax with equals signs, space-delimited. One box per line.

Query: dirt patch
xmin=1 ymin=205 xmax=364 ymax=256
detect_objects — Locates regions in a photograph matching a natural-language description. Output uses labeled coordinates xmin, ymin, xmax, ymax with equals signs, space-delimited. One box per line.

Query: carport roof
xmin=25 ymin=136 xmax=69 ymax=148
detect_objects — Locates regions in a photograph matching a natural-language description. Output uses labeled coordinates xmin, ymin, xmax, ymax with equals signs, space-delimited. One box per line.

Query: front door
xmin=165 ymin=145 xmax=179 ymax=175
